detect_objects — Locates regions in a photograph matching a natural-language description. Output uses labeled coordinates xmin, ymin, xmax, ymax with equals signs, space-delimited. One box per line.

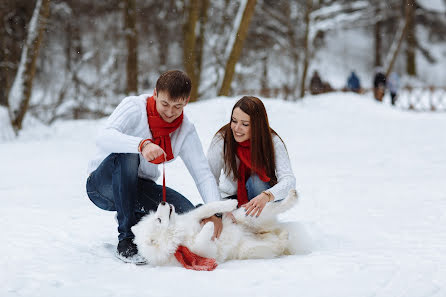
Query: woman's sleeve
xmin=268 ymin=137 xmax=296 ymax=201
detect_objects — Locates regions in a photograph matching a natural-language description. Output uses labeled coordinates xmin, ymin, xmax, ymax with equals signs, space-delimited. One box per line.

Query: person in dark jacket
xmin=373 ymin=67 xmax=386 ymax=102
xmin=346 ymin=71 xmax=361 ymax=93
xmin=309 ymin=71 xmax=324 ymax=95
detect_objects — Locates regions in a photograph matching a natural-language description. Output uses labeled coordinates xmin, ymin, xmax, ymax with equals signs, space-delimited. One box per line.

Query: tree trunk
xmin=218 ymin=0 xmax=257 ymax=96
xmin=8 ymin=0 xmax=50 ymax=133
xmin=385 ymin=0 xmax=410 ymax=78
xmin=299 ymin=0 xmax=312 ymax=98
xmin=406 ymin=0 xmax=416 ymax=76
xmin=374 ymin=7 xmax=382 ymax=66
xmin=192 ymin=0 xmax=209 ymax=100
xmin=0 ymin=0 xmax=33 ymax=108
xmin=183 ymin=0 xmax=200 ymax=100
xmin=124 ymin=0 xmax=138 ymax=94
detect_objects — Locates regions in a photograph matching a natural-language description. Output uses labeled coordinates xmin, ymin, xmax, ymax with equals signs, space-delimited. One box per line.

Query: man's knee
xmin=113 ymin=153 xmax=140 ymax=176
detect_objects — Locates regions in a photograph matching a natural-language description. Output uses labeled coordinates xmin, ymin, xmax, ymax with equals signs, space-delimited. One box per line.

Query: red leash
xmin=162 ymin=161 xmax=166 ymax=202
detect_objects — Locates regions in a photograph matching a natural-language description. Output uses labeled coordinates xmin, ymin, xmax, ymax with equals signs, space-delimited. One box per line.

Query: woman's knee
xmin=246 ymin=175 xmax=270 ymax=199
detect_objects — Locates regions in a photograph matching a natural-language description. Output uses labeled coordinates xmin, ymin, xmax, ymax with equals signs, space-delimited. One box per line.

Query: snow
xmin=417 ymin=0 xmax=446 ymax=13
xmin=2 ymin=93 xmax=446 ymax=297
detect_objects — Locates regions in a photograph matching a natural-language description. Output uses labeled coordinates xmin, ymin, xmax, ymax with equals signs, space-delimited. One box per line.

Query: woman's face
xmin=231 ymin=107 xmax=251 ymax=143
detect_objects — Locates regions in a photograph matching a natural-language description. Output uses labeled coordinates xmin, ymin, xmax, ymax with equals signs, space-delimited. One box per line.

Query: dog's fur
xmin=132 ymin=189 xmax=298 ymax=266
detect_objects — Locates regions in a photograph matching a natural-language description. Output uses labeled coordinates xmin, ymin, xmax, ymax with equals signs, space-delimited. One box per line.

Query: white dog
xmin=132 ymin=189 xmax=299 ymax=267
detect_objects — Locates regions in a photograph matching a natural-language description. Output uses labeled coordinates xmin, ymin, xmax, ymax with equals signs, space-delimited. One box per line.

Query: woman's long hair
xmin=217 ymin=96 xmax=280 ymax=186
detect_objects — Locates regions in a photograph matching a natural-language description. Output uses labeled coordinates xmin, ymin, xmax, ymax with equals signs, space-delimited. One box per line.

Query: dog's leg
xmin=232 ymin=189 xmax=298 ymax=225
xmin=262 ymin=189 xmax=298 ymax=216
xmin=189 ymin=222 xmax=217 ymax=259
xmin=188 ymin=199 xmax=238 ymax=222
xmin=237 ymin=237 xmax=279 ymax=259
xmin=233 ymin=190 xmax=297 ymax=224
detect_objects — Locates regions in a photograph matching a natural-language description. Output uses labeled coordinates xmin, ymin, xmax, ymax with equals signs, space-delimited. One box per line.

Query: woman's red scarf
xmin=146 ymin=96 xmax=183 ymax=164
xmin=236 ymin=140 xmax=270 ymax=206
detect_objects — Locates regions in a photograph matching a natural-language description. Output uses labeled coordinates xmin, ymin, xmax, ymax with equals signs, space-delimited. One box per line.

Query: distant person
xmin=387 ymin=72 xmax=400 ymax=105
xmin=309 ymin=71 xmax=324 ymax=95
xmin=346 ymin=71 xmax=361 ymax=93
xmin=373 ymin=67 xmax=386 ymax=102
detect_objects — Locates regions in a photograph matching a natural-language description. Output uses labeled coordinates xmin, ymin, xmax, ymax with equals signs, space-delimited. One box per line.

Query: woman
xmin=207 ymin=96 xmax=296 ymax=217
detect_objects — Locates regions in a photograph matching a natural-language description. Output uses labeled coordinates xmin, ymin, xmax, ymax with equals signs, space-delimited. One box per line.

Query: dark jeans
xmin=86 ymin=153 xmax=194 ymax=241
xmin=225 ymin=174 xmax=272 ymax=201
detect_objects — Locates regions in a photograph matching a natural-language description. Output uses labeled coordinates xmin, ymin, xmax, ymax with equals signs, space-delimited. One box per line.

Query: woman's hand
xmin=243 ymin=192 xmax=273 ymax=217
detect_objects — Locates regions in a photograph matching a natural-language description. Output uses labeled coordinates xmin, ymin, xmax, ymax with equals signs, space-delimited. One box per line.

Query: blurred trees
xmin=0 ymin=0 xmax=445 ymax=135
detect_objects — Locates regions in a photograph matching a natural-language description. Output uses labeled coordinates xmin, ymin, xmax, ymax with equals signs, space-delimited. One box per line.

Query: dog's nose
xmin=160 ymin=201 xmax=166 ymax=205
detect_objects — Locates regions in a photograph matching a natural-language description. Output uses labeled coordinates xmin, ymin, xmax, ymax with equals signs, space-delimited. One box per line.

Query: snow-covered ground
xmin=1 ymin=93 xmax=446 ymax=297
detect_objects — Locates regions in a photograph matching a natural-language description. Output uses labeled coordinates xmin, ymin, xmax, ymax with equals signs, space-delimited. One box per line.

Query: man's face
xmin=154 ymin=89 xmax=189 ymax=123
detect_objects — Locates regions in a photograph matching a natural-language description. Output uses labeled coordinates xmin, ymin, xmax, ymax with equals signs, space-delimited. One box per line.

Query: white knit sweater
xmin=207 ymin=134 xmax=296 ymax=201
xmin=87 ymin=94 xmax=221 ymax=203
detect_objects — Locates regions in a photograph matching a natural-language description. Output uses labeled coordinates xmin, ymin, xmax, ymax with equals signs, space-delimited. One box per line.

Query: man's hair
xmin=156 ymin=70 xmax=192 ymax=101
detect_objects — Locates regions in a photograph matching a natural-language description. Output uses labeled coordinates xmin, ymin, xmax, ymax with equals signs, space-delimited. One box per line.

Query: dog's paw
xmin=209 ymin=199 xmax=237 ymax=213
xmin=289 ymin=189 xmax=298 ymax=200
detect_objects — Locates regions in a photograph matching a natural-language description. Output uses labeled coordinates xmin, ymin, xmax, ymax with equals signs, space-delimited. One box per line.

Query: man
xmin=86 ymin=70 xmax=223 ymax=263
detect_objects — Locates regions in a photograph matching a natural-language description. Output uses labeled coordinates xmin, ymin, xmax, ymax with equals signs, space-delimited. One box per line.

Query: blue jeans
xmin=86 ymin=153 xmax=195 ymax=241
xmin=226 ymin=174 xmax=271 ymax=201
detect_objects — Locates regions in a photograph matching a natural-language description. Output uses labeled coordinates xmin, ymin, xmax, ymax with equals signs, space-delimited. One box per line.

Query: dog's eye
xmin=157 ymin=218 xmax=162 ymax=224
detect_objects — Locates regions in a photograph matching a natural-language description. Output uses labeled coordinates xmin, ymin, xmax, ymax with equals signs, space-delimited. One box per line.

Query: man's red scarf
xmin=146 ymin=96 xmax=183 ymax=164
xmin=236 ymin=140 xmax=270 ymax=206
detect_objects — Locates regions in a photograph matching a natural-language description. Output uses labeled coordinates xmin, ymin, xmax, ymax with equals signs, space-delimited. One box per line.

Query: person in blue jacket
xmin=346 ymin=71 xmax=361 ymax=93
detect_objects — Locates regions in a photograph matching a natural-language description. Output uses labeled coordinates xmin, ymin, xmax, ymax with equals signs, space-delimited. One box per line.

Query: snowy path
xmin=1 ymin=93 xmax=445 ymax=297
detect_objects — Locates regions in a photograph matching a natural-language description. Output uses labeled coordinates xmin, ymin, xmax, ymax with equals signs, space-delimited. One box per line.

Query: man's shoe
xmin=116 ymin=238 xmax=147 ymax=264
xmin=117 ymin=238 xmax=138 ymax=258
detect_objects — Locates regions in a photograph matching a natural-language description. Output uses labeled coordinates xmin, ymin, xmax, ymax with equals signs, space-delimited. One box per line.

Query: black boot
xmin=117 ymin=238 xmax=138 ymax=258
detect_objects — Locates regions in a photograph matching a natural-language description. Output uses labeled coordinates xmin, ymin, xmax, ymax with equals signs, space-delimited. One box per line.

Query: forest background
xmin=0 ymin=0 xmax=445 ymax=138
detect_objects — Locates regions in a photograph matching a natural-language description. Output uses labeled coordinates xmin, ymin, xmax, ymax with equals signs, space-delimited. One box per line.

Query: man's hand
xmin=225 ymin=212 xmax=237 ymax=224
xmin=243 ymin=192 xmax=271 ymax=217
xmin=200 ymin=215 xmax=223 ymax=240
xmin=141 ymin=142 xmax=166 ymax=162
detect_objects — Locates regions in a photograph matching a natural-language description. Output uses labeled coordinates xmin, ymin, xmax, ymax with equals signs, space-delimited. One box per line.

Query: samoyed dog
xmin=132 ymin=189 xmax=302 ymax=266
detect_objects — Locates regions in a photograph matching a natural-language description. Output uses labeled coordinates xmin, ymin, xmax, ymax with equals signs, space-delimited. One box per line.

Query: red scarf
xmin=236 ymin=140 xmax=270 ymax=206
xmin=146 ymin=96 xmax=183 ymax=164
xmin=174 ymin=245 xmax=218 ymax=271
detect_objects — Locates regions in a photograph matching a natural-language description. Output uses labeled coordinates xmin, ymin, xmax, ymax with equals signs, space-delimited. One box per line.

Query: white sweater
xmin=207 ymin=134 xmax=296 ymax=201
xmin=88 ymin=94 xmax=221 ymax=203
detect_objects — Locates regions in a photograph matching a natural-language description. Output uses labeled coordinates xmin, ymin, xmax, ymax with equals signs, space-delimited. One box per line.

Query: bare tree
xmin=405 ymin=0 xmax=416 ymax=75
xmin=299 ymin=0 xmax=312 ymax=98
xmin=124 ymin=0 xmax=138 ymax=94
xmin=8 ymin=0 xmax=50 ymax=133
xmin=218 ymin=0 xmax=257 ymax=96
xmin=0 ymin=0 xmax=34 ymax=108
xmin=183 ymin=0 xmax=200 ymax=100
